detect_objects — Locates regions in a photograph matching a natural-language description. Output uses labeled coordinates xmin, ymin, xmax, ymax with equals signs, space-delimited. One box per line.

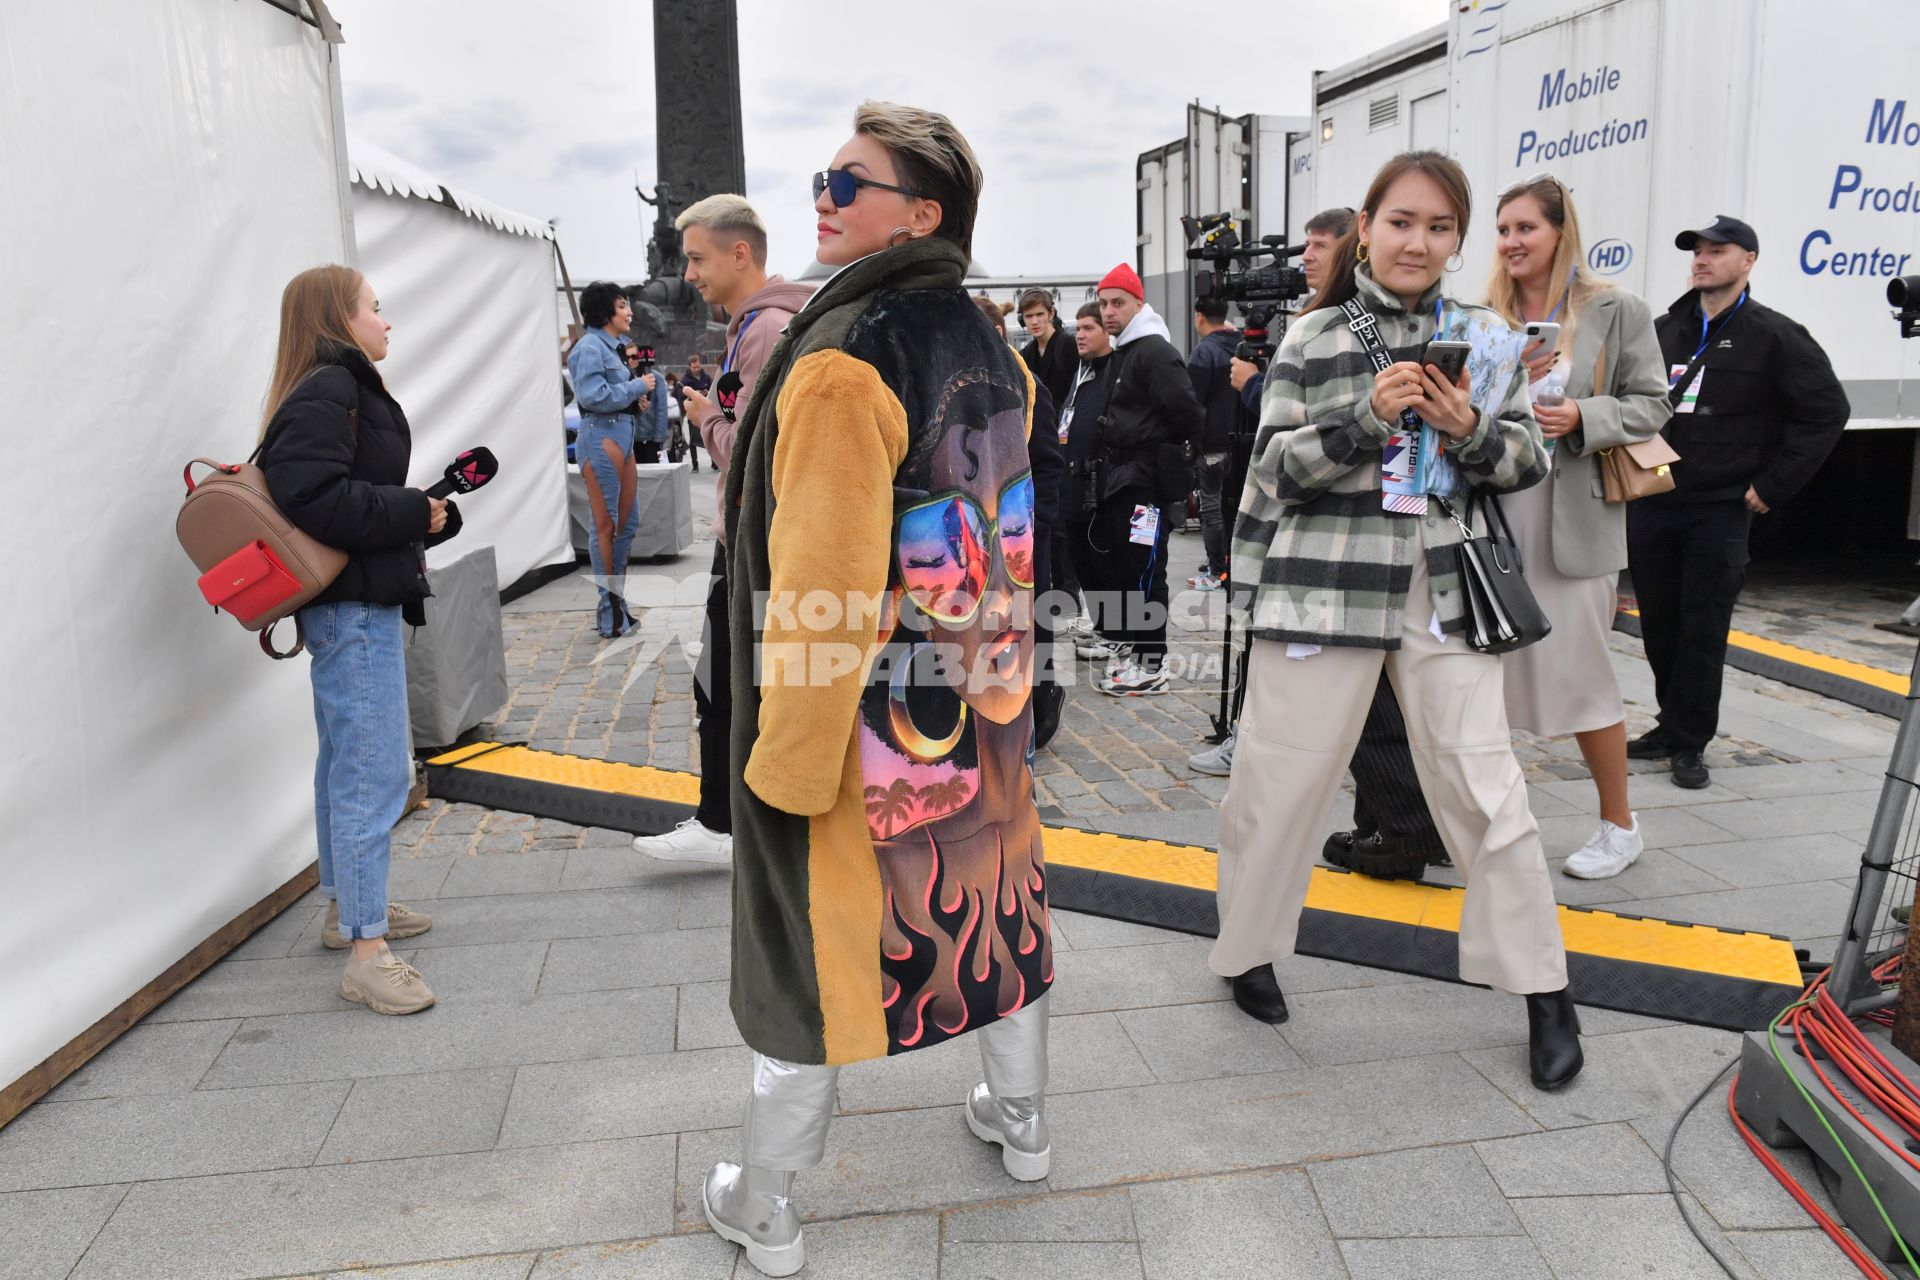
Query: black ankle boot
xmin=1526 ymin=989 xmax=1584 ymax=1090
xmin=1230 ymin=964 xmax=1290 ymax=1024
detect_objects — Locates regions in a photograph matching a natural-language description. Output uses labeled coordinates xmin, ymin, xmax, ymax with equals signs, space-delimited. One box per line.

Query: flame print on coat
xmin=857 ymin=364 xmax=1052 ymax=1055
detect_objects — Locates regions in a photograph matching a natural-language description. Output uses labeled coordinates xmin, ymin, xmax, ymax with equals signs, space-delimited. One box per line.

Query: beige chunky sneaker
xmin=322 ymin=900 xmax=432 ymax=950
xmin=339 ymin=946 xmax=436 ymax=1015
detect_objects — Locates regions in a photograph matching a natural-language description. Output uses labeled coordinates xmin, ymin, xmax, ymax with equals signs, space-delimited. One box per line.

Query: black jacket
xmin=1058 ymin=353 xmax=1111 ymax=514
xmin=261 ymin=344 xmax=460 ymax=622
xmin=1027 ymin=379 xmax=1066 ymax=597
xmin=1187 ymin=327 xmax=1242 ymax=454
xmin=1021 ymin=324 xmax=1078 ymax=411
xmin=1101 ymin=320 xmax=1205 ymax=504
xmin=1652 ymin=290 xmax=1850 ymax=507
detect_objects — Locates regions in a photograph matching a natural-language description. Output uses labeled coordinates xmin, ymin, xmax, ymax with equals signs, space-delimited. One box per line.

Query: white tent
xmin=346 ymin=140 xmax=573 ymax=589
xmin=0 ymin=0 xmax=350 ymax=1107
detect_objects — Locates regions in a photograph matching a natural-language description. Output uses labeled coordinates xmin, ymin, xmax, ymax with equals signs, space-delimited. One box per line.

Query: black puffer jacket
xmin=1099 ymin=307 xmax=1205 ymax=504
xmin=261 ymin=343 xmax=460 ymax=624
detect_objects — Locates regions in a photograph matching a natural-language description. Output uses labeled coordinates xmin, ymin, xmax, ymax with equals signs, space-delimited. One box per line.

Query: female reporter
xmin=1487 ymin=175 xmax=1672 ymax=879
xmin=703 ymin=102 xmax=1053 ymax=1276
xmin=1211 ymin=151 xmax=1583 ymax=1091
xmin=258 ymin=265 xmax=461 ymax=1016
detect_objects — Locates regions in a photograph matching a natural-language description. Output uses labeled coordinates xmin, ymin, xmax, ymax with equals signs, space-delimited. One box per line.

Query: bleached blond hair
xmin=675 ymin=194 xmax=768 ymax=266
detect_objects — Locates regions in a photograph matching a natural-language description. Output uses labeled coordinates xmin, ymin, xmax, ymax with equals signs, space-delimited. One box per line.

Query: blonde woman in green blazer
xmin=1486 ymin=174 xmax=1673 ymax=881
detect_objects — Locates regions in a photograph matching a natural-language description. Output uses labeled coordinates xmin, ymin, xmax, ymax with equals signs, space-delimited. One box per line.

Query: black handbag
xmin=1436 ymin=491 xmax=1551 ymax=655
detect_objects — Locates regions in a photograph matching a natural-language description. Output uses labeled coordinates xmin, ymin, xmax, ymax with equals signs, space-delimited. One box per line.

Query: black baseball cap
xmin=1676 ymin=215 xmax=1759 ymax=254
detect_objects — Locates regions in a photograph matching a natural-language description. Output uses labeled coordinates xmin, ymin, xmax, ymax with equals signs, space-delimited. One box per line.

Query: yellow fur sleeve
xmin=743 ymin=349 xmax=910 ymax=816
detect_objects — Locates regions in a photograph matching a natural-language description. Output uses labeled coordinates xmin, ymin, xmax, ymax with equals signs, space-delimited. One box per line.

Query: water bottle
xmin=1535 ymin=367 xmax=1567 ymax=409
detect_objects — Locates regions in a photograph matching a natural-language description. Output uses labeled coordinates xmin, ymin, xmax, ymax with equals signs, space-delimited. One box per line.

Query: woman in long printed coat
xmin=699 ymin=102 xmax=1053 ymax=1278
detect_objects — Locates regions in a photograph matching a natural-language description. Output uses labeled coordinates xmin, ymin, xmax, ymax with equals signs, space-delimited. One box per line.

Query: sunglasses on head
xmin=896 ymin=471 xmax=1035 ymax=625
xmin=813 ymin=167 xmax=929 ymax=209
xmin=1502 ymin=170 xmax=1567 ymax=198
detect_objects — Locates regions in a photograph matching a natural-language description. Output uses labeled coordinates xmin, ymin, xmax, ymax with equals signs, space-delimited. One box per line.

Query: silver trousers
xmin=742 ymin=992 xmax=1051 ymax=1171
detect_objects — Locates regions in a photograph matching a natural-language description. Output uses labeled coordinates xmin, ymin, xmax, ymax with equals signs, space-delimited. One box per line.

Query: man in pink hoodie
xmin=634 ymin=195 xmax=814 ymax=864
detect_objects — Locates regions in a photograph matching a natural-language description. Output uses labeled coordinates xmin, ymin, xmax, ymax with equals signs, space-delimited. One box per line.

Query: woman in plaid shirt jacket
xmin=1209 ymin=151 xmax=1584 ymax=1092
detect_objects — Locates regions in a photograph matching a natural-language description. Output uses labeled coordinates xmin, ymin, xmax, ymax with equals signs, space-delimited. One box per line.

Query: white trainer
xmin=1562 ymin=816 xmax=1644 ymax=880
xmin=634 ymin=818 xmax=733 ymax=864
xmin=1075 ymin=636 xmax=1131 ymax=662
xmin=1063 ymin=615 xmax=1097 ymax=640
xmin=1099 ymin=659 xmax=1173 ymax=697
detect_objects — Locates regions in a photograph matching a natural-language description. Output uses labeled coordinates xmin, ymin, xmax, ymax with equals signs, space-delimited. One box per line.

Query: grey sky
xmin=332 ymin=0 xmax=1442 ymax=283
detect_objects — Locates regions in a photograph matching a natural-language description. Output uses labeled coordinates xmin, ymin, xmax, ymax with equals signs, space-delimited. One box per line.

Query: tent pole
xmin=553 ymin=239 xmax=582 ymax=329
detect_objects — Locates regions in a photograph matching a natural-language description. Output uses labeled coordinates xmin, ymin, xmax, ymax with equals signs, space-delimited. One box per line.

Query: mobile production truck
xmin=1144 ymin=0 xmax=1920 ymax=557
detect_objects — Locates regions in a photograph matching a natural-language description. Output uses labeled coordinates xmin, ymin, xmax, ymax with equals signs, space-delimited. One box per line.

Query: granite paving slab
xmin=73 ymin=1137 xmax=676 ymax=1280
xmin=0 ymin=1183 xmax=129 ymax=1280
xmin=0 ymin=1082 xmax=348 ymax=1192
xmin=1131 ymin=1169 xmax=1346 ymax=1280
xmin=200 ymin=987 xmax=677 ymax=1089
xmin=315 ymin=1067 xmax=516 ymax=1166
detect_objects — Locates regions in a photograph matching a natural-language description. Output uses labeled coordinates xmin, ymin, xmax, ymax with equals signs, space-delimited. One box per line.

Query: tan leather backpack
xmin=177 ymin=430 xmax=349 ymax=659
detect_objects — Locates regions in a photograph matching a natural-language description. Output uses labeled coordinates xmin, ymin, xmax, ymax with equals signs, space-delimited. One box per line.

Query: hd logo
xmin=1589 ymin=238 xmax=1633 ymax=275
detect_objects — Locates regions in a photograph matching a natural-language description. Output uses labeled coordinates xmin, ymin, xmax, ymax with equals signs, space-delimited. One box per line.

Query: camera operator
xmin=1090 ymin=263 xmax=1205 ymax=696
xmin=1230 ymin=207 xmax=1353 ymax=414
xmin=1187 ymin=299 xmax=1242 ymax=593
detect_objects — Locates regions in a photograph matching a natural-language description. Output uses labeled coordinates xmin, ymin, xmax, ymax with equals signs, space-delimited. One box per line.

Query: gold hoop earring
xmin=1355 ymin=241 xmax=1370 ymax=263
xmin=888 ymin=645 xmax=967 ymax=760
xmin=888 ymin=226 xmax=916 ymax=248
xmin=1446 ymin=251 xmax=1466 ymax=272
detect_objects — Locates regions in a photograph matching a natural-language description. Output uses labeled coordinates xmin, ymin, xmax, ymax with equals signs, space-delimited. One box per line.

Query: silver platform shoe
xmin=964 ymin=1082 xmax=1051 ymax=1180
xmin=702 ymin=1161 xmax=805 ymax=1277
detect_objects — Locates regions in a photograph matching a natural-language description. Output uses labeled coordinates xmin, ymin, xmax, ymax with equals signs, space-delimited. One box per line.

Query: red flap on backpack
xmin=197 ymin=540 xmax=303 ymax=626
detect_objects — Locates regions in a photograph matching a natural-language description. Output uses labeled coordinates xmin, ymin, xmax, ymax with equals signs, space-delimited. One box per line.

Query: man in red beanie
xmin=1085 ymin=262 xmax=1204 ymax=696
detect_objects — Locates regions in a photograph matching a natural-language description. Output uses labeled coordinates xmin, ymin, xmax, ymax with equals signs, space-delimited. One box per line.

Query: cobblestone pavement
xmin=8 ymin=470 xmax=1910 ymax=1279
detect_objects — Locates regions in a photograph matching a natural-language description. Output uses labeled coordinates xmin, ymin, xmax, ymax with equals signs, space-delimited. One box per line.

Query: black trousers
xmin=1050 ymin=524 xmax=1082 ymax=600
xmin=1346 ymin=673 xmax=1448 ymax=859
xmin=694 ymin=543 xmax=733 ymax=832
xmin=1090 ymin=489 xmax=1173 ymax=667
xmin=1627 ymin=497 xmax=1752 ymax=752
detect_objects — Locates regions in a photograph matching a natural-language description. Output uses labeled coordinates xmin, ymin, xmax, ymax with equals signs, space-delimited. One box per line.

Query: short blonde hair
xmin=853 ymin=101 xmax=982 ymax=258
xmin=675 ymin=193 xmax=768 ymax=266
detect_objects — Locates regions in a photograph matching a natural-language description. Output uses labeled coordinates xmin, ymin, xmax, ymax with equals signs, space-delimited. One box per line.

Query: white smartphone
xmin=1523 ymin=321 xmax=1561 ymax=352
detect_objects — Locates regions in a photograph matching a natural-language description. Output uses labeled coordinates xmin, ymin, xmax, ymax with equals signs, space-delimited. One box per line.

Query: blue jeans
xmin=301 ymin=601 xmax=411 ymax=940
xmin=578 ymin=417 xmax=641 ymax=634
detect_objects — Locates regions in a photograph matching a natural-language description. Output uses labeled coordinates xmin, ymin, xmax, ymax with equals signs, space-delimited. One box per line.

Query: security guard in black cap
xmin=1626 ymin=216 xmax=1849 ymax=789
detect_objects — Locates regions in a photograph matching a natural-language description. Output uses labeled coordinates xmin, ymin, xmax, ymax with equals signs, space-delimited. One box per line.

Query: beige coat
xmin=1548 ymin=289 xmax=1673 ymax=578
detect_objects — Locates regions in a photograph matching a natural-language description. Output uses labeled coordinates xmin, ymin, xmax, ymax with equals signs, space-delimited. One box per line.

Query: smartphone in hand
xmin=1423 ymin=340 xmax=1472 ymax=382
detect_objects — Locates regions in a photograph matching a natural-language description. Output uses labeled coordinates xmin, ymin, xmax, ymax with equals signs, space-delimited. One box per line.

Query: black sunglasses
xmin=812 ymin=168 xmax=928 ymax=208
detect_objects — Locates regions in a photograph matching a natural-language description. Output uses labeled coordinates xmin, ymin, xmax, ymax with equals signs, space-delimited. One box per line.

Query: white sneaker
xmin=1076 ymin=637 xmax=1131 ymax=662
xmin=1063 ymin=615 xmax=1097 ymax=640
xmin=1562 ymin=816 xmax=1643 ymax=880
xmin=1188 ymin=729 xmax=1236 ymax=776
xmin=634 ymin=818 xmax=733 ymax=864
xmin=1099 ymin=659 xmax=1172 ymax=697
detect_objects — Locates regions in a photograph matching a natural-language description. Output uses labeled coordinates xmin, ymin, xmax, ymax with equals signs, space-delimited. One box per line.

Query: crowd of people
xmin=248 ymin=95 xmax=1851 ymax=1277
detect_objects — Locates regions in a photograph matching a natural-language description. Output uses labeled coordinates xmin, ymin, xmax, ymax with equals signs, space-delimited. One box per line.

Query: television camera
xmin=1183 ymin=211 xmax=1309 ymax=368
xmin=1893 ymin=274 xmax=1920 ymax=340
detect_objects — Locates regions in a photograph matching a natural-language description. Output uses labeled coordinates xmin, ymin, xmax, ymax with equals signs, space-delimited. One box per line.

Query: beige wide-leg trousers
xmin=1208 ymin=530 xmax=1568 ymax=995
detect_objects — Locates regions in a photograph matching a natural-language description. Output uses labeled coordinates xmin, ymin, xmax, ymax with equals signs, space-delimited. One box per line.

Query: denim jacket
xmin=633 ymin=364 xmax=669 ymax=444
xmin=567 ymin=328 xmax=651 ymax=434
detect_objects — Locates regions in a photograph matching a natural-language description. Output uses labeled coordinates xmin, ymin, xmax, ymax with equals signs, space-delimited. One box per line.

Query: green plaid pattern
xmin=1229 ymin=270 xmax=1545 ymax=650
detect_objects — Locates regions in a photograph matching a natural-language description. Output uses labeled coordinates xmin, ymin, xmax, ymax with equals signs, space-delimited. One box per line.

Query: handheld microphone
xmin=715 ymin=371 xmax=743 ymax=422
xmin=425 ymin=447 xmax=499 ymax=499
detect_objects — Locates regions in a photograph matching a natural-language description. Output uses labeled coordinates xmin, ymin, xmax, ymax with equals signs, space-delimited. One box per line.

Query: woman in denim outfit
xmin=567 ymin=282 xmax=658 ymax=636
xmin=259 ymin=265 xmax=463 ymax=1015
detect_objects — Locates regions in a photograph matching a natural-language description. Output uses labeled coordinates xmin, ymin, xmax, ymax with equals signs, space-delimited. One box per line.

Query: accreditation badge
xmin=1669 ymin=363 xmax=1704 ymax=414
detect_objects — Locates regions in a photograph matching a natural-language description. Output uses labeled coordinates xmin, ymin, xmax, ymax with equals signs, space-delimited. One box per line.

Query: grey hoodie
xmin=694 ymin=275 xmax=815 ymax=540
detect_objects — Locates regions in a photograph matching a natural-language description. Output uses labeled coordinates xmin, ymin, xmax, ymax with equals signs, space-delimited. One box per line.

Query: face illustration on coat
xmin=895 ymin=369 xmax=1036 ymax=727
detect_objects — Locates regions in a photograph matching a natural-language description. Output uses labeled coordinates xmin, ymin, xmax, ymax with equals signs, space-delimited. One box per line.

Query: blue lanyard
xmin=723 ymin=310 xmax=761 ymax=376
xmin=1673 ymin=290 xmax=1746 ymax=385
